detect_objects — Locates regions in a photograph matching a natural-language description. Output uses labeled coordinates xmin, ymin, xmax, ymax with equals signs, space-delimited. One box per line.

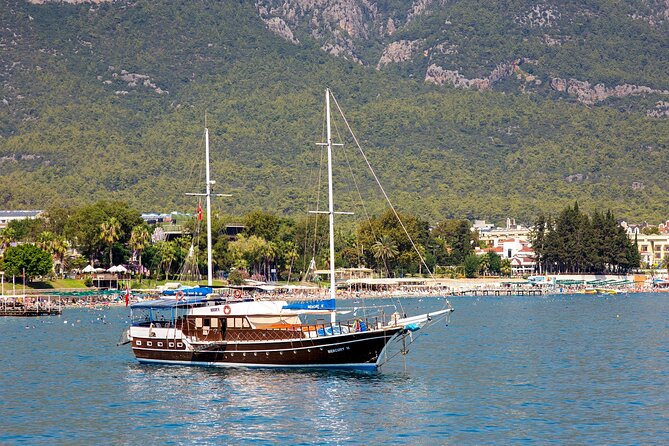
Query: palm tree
xmin=129 ymin=225 xmax=151 ymax=278
xmin=36 ymin=231 xmax=55 ymax=251
xmin=99 ymin=217 xmax=121 ymax=267
xmin=37 ymin=232 xmax=69 ymax=277
xmin=155 ymin=240 xmax=177 ymax=280
xmin=284 ymin=244 xmax=299 ymax=283
xmin=500 ymin=258 xmax=512 ymax=277
xmin=371 ymin=235 xmax=399 ymax=277
xmin=0 ymin=227 xmax=17 ymax=251
xmin=478 ymin=253 xmax=490 ymax=277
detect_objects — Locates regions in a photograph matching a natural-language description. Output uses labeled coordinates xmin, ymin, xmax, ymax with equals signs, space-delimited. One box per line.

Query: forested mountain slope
xmin=1 ymin=0 xmax=668 ymax=224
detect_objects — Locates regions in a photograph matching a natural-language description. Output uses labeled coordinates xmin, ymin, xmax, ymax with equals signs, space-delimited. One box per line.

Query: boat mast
xmin=326 ymin=88 xmax=336 ymax=306
xmin=186 ymin=125 xmax=231 ymax=287
xmin=205 ymin=128 xmax=214 ymax=286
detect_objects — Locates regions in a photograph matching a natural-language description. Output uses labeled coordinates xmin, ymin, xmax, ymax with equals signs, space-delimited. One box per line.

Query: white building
xmin=0 ymin=210 xmax=44 ymax=229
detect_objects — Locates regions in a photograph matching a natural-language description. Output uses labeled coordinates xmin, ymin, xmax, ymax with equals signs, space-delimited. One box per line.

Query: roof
xmin=0 ymin=210 xmax=43 ymax=218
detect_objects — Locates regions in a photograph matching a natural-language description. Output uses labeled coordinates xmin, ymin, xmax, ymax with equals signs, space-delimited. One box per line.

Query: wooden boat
xmin=123 ymin=89 xmax=452 ymax=370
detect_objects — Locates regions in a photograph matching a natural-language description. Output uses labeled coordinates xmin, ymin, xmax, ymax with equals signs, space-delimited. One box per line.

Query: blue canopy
xmin=131 ymin=297 xmax=209 ymax=309
xmin=162 ymin=286 xmax=212 ymax=296
xmin=282 ymin=299 xmax=336 ymax=311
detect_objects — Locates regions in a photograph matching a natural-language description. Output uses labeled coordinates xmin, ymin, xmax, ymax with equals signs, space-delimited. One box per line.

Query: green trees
xmin=356 ymin=209 xmax=429 ymax=277
xmin=530 ymin=203 xmax=640 ymax=274
xmin=371 ymin=235 xmax=399 ymax=277
xmin=431 ymin=219 xmax=477 ymax=266
xmin=100 ymin=217 xmax=122 ymax=267
xmin=64 ymin=201 xmax=142 ymax=265
xmin=129 ymin=225 xmax=151 ymax=276
xmin=463 ymin=254 xmax=480 ymax=278
xmin=36 ymin=231 xmax=69 ymax=277
xmin=0 ymin=244 xmax=53 ymax=282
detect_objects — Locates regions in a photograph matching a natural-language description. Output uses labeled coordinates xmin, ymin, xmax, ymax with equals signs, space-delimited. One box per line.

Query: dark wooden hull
xmin=131 ymin=327 xmax=403 ymax=371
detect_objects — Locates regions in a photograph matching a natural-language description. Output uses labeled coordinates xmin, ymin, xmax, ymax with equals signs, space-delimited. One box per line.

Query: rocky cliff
xmin=252 ymin=0 xmax=669 ymax=112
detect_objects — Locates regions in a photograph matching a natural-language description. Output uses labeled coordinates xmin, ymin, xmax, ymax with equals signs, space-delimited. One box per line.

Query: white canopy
xmin=115 ymin=265 xmax=128 ymax=273
xmin=108 ymin=265 xmax=128 ymax=273
xmin=82 ymin=265 xmax=96 ymax=273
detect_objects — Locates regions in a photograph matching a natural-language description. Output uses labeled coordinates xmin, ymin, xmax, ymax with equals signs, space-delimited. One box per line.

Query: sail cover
xmin=282 ymin=299 xmax=336 ymax=311
xmin=162 ymin=286 xmax=212 ymax=296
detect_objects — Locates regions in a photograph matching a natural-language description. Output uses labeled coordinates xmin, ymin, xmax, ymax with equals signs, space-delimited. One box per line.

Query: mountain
xmin=1 ymin=0 xmax=668 ymax=224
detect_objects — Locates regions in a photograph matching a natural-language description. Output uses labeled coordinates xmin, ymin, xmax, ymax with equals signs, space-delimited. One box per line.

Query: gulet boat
xmin=122 ymin=89 xmax=453 ymax=371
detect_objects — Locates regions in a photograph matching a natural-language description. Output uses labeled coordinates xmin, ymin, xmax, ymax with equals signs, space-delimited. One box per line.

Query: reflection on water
xmin=1 ymin=294 xmax=668 ymax=445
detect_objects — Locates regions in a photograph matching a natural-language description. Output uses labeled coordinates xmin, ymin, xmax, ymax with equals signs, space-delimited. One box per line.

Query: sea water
xmin=0 ymin=293 xmax=667 ymax=445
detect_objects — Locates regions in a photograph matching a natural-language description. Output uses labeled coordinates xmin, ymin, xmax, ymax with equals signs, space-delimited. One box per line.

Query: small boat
xmin=123 ymin=89 xmax=452 ymax=371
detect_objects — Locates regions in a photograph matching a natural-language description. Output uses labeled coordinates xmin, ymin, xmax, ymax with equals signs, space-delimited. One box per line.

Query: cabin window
xmin=230 ymin=317 xmax=250 ymax=328
xmin=211 ymin=318 xmax=219 ymax=328
xmin=195 ymin=318 xmax=203 ymax=328
xmin=203 ymin=318 xmax=211 ymax=327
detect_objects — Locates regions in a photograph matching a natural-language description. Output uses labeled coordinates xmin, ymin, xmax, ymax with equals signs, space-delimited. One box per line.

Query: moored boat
xmin=123 ymin=89 xmax=452 ymax=370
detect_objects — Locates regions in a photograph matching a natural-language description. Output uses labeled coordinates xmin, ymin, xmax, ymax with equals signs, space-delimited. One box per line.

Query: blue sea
xmin=1 ymin=293 xmax=667 ymax=445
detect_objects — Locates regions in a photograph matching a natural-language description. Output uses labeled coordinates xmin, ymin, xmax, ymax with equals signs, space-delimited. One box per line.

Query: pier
xmin=0 ymin=295 xmax=62 ymax=317
xmin=452 ymin=288 xmax=547 ymax=296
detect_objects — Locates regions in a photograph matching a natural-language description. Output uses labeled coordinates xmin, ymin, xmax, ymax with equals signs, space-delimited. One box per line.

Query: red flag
xmin=124 ymin=285 xmax=130 ymax=307
xmin=197 ymin=200 xmax=203 ymax=222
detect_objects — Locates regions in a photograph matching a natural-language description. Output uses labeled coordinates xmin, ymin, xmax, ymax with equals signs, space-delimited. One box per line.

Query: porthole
xmin=147 ymin=341 xmax=153 ymax=347
xmin=177 ymin=343 xmax=183 ymax=348
xmin=158 ymin=342 xmax=163 ymax=347
xmin=136 ymin=340 xmax=142 ymax=346
xmin=169 ymin=342 xmax=174 ymax=348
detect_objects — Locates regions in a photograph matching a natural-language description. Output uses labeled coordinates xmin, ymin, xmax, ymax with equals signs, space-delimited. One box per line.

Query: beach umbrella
xmin=82 ymin=265 xmax=96 ymax=273
xmin=115 ymin=265 xmax=128 ymax=273
xmin=107 ymin=265 xmax=119 ymax=272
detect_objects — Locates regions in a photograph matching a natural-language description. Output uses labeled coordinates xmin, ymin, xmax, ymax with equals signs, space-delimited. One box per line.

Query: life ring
xmin=233 ymin=289 xmax=242 ymax=299
xmin=175 ymin=291 xmax=184 ymax=300
xmin=223 ymin=305 xmax=231 ymax=315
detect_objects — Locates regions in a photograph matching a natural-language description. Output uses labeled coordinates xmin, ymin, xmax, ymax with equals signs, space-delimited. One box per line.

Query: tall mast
xmin=205 ymin=128 xmax=213 ymax=286
xmin=186 ymin=125 xmax=231 ymax=288
xmin=326 ymin=89 xmax=336 ymax=304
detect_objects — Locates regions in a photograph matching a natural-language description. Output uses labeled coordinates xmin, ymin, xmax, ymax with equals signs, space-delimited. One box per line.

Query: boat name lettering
xmin=211 ymin=308 xmax=219 ymax=312
xmin=327 ymin=346 xmax=349 ymax=354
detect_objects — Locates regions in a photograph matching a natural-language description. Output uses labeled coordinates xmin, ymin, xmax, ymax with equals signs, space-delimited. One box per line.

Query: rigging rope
xmin=330 ymin=92 xmax=434 ymax=279
xmin=329 ymin=90 xmax=452 ymax=311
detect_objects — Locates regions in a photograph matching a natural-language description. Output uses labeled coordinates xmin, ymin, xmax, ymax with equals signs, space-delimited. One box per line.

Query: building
xmin=634 ymin=233 xmax=669 ymax=266
xmin=0 ymin=210 xmax=44 ymax=230
xmin=475 ymin=238 xmax=536 ymax=275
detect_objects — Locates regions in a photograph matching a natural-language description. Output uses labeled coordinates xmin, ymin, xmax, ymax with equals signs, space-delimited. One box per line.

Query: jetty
xmin=0 ymin=295 xmax=62 ymax=317
xmin=451 ymin=288 xmax=546 ymax=296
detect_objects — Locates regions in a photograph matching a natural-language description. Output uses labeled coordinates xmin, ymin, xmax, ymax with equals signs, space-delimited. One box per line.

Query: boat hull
xmin=131 ymin=327 xmax=403 ymax=370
